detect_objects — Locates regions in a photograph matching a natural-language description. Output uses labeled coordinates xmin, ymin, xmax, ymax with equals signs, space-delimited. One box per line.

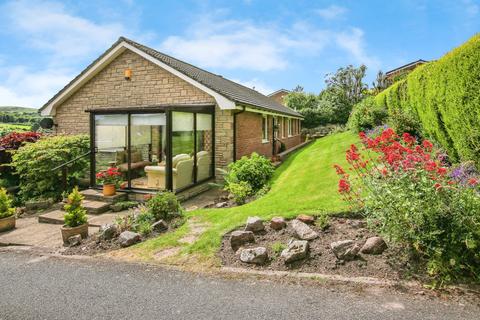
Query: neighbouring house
xmin=39 ymin=37 xmax=303 ymax=196
xmin=385 ymin=59 xmax=428 ymax=82
xmin=267 ymin=89 xmax=290 ymax=105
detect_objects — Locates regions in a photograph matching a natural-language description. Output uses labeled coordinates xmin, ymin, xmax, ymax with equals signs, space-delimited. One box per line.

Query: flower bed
xmin=334 ymin=128 xmax=480 ymax=285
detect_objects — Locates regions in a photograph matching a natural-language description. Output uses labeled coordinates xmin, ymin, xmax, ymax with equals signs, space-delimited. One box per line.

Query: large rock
xmin=330 ymin=240 xmax=360 ymax=261
xmin=99 ymin=224 xmax=118 ymax=241
xmin=281 ymin=240 xmax=309 ymax=263
xmin=297 ymin=214 xmax=315 ymax=225
xmin=270 ymin=217 xmax=286 ymax=230
xmin=230 ymin=230 xmax=255 ymax=250
xmin=360 ymin=237 xmax=387 ymax=255
xmin=238 ymin=247 xmax=268 ymax=265
xmin=291 ymin=219 xmax=318 ymax=240
xmin=244 ymin=216 xmax=265 ymax=233
xmin=151 ymin=220 xmax=168 ymax=232
xmin=118 ymin=231 xmax=141 ymax=247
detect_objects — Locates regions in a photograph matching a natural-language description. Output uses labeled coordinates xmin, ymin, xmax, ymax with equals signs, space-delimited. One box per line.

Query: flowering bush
xmin=0 ymin=131 xmax=41 ymax=151
xmin=96 ymin=167 xmax=122 ymax=186
xmin=334 ymin=128 xmax=480 ymax=285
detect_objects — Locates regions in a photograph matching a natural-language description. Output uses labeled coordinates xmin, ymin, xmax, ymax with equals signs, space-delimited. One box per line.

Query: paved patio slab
xmin=0 ymin=217 xmax=99 ymax=248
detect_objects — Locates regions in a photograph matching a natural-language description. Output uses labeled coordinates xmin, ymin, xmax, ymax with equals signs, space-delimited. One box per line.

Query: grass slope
xmin=133 ymin=131 xmax=358 ymax=261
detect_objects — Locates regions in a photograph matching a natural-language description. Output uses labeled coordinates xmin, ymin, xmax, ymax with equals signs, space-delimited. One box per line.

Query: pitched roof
xmin=267 ymin=89 xmax=290 ymax=97
xmin=385 ymin=59 xmax=428 ymax=76
xmin=41 ymin=37 xmax=302 ymax=118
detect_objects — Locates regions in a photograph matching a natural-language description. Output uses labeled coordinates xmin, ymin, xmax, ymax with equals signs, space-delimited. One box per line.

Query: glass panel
xmin=196 ymin=113 xmax=213 ymax=182
xmin=172 ymin=112 xmax=194 ymax=190
xmin=94 ymin=114 xmax=128 ymax=186
xmin=130 ymin=113 xmax=166 ymax=190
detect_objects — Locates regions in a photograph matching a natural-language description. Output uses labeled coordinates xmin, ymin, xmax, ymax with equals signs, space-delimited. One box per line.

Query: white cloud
xmin=0 ymin=0 xmax=144 ymax=108
xmin=335 ymin=28 xmax=380 ymax=70
xmin=316 ymin=5 xmax=347 ymax=20
xmin=0 ymin=65 xmax=73 ymax=107
xmin=159 ymin=16 xmax=330 ymax=72
xmin=232 ymin=78 xmax=274 ymax=95
xmin=4 ymin=0 xmax=128 ymax=63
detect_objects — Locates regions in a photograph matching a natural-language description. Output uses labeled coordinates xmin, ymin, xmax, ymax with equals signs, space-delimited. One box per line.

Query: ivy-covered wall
xmin=375 ymin=33 xmax=480 ymax=165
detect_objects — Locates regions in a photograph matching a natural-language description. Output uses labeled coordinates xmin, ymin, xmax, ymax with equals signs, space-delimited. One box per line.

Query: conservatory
xmin=89 ymin=106 xmax=214 ymax=193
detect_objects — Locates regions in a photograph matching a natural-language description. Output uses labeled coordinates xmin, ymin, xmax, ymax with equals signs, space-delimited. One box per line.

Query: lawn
xmin=130 ymin=131 xmax=359 ymax=262
xmin=0 ymin=123 xmax=31 ymax=137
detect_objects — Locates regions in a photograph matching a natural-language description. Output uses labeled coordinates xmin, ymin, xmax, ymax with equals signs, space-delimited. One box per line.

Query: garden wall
xmin=375 ymin=33 xmax=480 ymax=165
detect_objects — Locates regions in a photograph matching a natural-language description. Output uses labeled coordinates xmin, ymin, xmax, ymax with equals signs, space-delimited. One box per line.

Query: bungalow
xmin=39 ymin=37 xmax=303 ymax=195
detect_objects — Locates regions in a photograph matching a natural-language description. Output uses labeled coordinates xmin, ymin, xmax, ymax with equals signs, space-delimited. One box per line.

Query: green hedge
xmin=11 ymin=135 xmax=89 ymax=201
xmin=375 ymin=33 xmax=480 ymax=165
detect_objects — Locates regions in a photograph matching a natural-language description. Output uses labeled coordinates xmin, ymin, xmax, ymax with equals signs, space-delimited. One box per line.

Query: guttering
xmin=233 ymin=106 xmax=246 ymax=161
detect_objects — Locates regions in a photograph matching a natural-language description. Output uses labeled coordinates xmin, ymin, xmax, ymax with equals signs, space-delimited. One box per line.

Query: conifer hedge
xmin=375 ymin=34 xmax=480 ymax=165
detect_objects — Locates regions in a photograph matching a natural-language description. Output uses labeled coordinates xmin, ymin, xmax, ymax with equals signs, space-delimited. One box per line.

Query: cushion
xmin=197 ymin=151 xmax=209 ymax=158
xmin=131 ymin=151 xmax=143 ymax=163
xmin=172 ymin=154 xmax=190 ymax=168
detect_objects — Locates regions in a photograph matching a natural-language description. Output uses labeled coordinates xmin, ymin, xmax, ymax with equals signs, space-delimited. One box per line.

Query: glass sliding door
xmin=171 ymin=112 xmax=195 ymax=190
xmin=130 ymin=113 xmax=166 ymax=190
xmin=94 ymin=114 xmax=128 ymax=184
xmin=92 ymin=108 xmax=214 ymax=192
xmin=196 ymin=113 xmax=213 ymax=182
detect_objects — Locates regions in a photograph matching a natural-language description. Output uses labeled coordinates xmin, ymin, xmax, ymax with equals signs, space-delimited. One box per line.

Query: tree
xmin=325 ymin=64 xmax=367 ymax=107
xmin=371 ymin=70 xmax=390 ymax=93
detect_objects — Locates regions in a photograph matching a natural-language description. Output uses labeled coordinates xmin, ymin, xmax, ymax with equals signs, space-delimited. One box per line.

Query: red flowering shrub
xmin=0 ymin=131 xmax=41 ymax=151
xmin=334 ymin=128 xmax=480 ymax=285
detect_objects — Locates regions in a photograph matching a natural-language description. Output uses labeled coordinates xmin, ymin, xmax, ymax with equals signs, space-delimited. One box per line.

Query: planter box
xmin=0 ymin=215 xmax=16 ymax=233
xmin=61 ymin=223 xmax=88 ymax=244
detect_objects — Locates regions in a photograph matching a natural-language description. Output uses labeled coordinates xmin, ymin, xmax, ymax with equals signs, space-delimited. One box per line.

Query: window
xmin=282 ymin=117 xmax=287 ymax=138
xmin=262 ymin=115 xmax=269 ymax=142
xmin=288 ymin=118 xmax=292 ymax=137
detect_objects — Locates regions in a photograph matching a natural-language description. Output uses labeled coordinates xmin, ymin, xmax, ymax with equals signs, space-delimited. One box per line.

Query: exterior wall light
xmin=124 ymin=68 xmax=132 ymax=80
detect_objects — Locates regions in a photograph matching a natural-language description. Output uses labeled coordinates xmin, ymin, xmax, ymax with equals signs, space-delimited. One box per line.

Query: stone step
xmin=38 ymin=210 xmax=130 ymax=227
xmin=80 ymin=189 xmax=127 ymax=204
xmin=82 ymin=200 xmax=111 ymax=215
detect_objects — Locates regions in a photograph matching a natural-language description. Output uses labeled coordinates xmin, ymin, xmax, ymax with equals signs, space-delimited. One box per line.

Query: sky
xmin=0 ymin=0 xmax=478 ymax=108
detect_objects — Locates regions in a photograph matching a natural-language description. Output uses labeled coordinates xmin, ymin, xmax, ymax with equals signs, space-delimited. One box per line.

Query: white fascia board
xmin=40 ymin=44 xmax=128 ymax=116
xmin=122 ymin=43 xmax=236 ymax=110
xmin=243 ymin=106 xmax=303 ymax=120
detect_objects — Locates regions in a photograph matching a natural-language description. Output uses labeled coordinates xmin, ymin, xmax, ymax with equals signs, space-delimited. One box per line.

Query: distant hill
xmin=0 ymin=106 xmax=38 ymax=113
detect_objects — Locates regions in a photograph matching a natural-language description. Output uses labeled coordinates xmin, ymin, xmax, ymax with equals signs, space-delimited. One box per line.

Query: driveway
xmin=0 ymin=249 xmax=478 ymax=320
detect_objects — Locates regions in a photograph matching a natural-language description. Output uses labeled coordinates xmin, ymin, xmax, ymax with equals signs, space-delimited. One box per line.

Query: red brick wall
xmin=235 ymin=111 xmax=302 ymax=160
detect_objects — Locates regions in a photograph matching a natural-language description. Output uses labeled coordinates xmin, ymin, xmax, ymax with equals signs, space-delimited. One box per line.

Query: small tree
xmin=63 ymin=187 xmax=87 ymax=228
xmin=0 ymin=188 xmax=15 ymax=219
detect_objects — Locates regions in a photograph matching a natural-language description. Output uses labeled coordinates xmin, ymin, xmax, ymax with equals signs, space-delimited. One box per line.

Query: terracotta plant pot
xmin=103 ymin=184 xmax=116 ymax=196
xmin=61 ymin=223 xmax=88 ymax=244
xmin=0 ymin=215 xmax=15 ymax=233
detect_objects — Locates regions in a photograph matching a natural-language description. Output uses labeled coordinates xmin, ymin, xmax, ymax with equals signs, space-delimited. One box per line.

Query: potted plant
xmin=96 ymin=167 xmax=122 ymax=196
xmin=0 ymin=188 xmax=15 ymax=233
xmin=61 ymin=187 xmax=88 ymax=244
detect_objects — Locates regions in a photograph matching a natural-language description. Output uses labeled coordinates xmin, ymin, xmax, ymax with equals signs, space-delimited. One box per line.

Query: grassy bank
xmin=130 ymin=131 xmax=358 ymax=262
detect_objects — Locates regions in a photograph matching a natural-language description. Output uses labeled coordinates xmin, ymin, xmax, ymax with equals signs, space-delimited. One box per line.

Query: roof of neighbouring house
xmin=267 ymin=89 xmax=291 ymax=97
xmin=385 ymin=59 xmax=428 ymax=76
xmin=40 ymin=36 xmax=302 ymax=118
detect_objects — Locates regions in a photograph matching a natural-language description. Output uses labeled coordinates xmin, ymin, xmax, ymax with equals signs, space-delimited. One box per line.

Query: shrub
xmin=387 ymin=109 xmax=422 ymax=138
xmin=375 ymin=34 xmax=480 ymax=166
xmin=11 ymin=134 xmax=89 ymax=201
xmin=225 ymin=181 xmax=252 ymax=205
xmin=348 ymin=96 xmax=388 ymax=132
xmin=63 ymin=187 xmax=87 ymax=228
xmin=146 ymin=192 xmax=182 ymax=221
xmin=335 ymin=129 xmax=480 ymax=285
xmin=133 ymin=206 xmax=155 ymax=236
xmin=0 ymin=188 xmax=15 ymax=219
xmin=225 ymin=152 xmax=275 ymax=193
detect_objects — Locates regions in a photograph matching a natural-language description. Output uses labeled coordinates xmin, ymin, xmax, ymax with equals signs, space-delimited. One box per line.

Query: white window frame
xmin=282 ymin=117 xmax=286 ymax=138
xmin=262 ymin=115 xmax=269 ymax=143
xmin=288 ymin=118 xmax=292 ymax=137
